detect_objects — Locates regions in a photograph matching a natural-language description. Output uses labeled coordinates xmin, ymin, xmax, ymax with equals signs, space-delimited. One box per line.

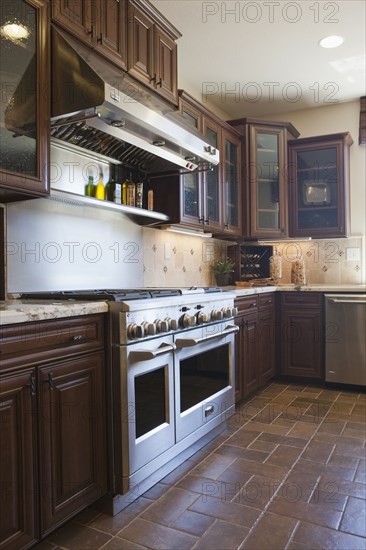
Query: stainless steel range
xmin=20 ymin=287 xmax=238 ymax=513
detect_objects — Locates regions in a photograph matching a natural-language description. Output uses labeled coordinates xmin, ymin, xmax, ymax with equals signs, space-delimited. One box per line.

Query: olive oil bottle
xmin=95 ymin=169 xmax=105 ymax=200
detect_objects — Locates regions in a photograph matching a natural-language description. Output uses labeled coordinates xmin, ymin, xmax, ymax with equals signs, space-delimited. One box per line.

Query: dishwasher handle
xmin=328 ymin=298 xmax=366 ymax=304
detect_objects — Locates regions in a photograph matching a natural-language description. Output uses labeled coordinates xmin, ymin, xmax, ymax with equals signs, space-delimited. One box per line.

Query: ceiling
xmin=152 ymin=0 xmax=366 ymax=119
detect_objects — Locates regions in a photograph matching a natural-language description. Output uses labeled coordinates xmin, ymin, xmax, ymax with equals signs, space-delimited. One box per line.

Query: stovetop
xmin=19 ymin=287 xmax=223 ymax=302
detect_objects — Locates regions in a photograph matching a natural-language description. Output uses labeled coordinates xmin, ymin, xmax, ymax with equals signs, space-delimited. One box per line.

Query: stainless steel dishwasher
xmin=325 ymin=294 xmax=366 ymax=386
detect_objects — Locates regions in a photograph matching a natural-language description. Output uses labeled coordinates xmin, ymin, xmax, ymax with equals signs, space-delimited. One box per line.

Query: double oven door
xmin=119 ymin=321 xmax=237 ymax=488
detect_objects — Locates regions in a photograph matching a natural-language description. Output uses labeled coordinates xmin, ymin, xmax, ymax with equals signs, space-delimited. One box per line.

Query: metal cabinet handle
xmin=204 ymin=405 xmax=215 ymax=417
xmin=88 ymin=26 xmax=95 ymax=38
xmin=156 ymin=78 xmax=162 ymax=87
xmin=175 ymin=325 xmax=239 ymax=348
xmin=149 ymin=74 xmax=157 ymax=83
xmin=129 ymin=343 xmax=176 ymax=362
xmin=97 ymin=33 xmax=103 ymax=44
xmin=27 ymin=373 xmax=36 ymax=396
xmin=44 ymin=373 xmax=54 ymax=391
xmin=71 ymin=335 xmax=87 ymax=342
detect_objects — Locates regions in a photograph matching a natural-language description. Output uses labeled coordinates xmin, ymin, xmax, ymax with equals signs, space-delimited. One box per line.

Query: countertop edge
xmin=0 ymin=301 xmax=109 ymax=326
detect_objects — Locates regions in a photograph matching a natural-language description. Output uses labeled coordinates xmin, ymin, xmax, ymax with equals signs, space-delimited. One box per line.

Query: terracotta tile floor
xmin=37 ymin=382 xmax=366 ymax=550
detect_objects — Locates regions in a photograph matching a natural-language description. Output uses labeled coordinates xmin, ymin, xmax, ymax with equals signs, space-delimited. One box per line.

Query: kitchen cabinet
xmin=280 ymin=292 xmax=324 ymax=379
xmin=228 ymin=118 xmax=299 ymax=239
xmin=51 ymin=0 xmax=127 ymax=69
xmin=234 ymin=293 xmax=276 ymax=402
xmin=127 ymin=0 xmax=180 ymax=105
xmin=288 ymin=132 xmax=353 ymax=238
xmin=0 ymin=368 xmax=38 ymax=550
xmin=0 ymin=0 xmax=50 ymax=202
xmin=0 ymin=314 xmax=107 ymax=546
xmin=150 ymin=92 xmax=242 ymax=235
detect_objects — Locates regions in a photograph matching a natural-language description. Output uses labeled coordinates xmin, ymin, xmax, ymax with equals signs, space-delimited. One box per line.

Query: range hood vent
xmin=51 ymin=28 xmax=219 ymax=173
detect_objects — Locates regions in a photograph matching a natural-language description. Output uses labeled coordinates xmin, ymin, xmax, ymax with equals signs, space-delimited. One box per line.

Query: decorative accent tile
xmin=354 ymin=265 xmax=360 ymax=272
xmin=199 ymin=266 xmax=203 ymax=273
xmin=322 ymin=266 xmax=328 ymax=272
xmin=152 ymin=244 xmax=157 ymax=252
xmin=163 ymin=266 xmax=168 ymax=273
xmin=173 ymin=246 xmax=177 ymax=254
xmin=182 ymin=266 xmax=186 ymax=273
xmin=306 ymin=251 xmax=312 ymax=257
xmin=337 ymin=250 xmax=344 ymax=257
xmin=190 ymin=249 xmax=194 ymax=255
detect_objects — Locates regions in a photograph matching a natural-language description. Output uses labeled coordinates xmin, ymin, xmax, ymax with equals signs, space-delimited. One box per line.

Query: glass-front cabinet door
xmin=0 ymin=0 xmax=49 ymax=200
xmin=288 ymin=133 xmax=353 ymax=238
xmin=202 ymin=117 xmax=222 ymax=231
xmin=249 ymin=125 xmax=287 ymax=238
xmin=221 ymin=129 xmax=242 ymax=236
xmin=180 ymin=171 xmax=202 ymax=226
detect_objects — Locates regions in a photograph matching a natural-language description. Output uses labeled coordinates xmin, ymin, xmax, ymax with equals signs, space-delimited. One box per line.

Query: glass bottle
xmin=105 ymin=177 xmax=115 ymax=201
xmin=95 ymin=169 xmax=105 ymax=200
xmin=85 ymin=175 xmax=94 ymax=197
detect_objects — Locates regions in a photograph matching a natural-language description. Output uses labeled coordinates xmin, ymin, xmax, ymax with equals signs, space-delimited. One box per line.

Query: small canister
xmin=136 ymin=182 xmax=143 ymax=208
xmin=269 ymin=247 xmax=282 ymax=283
xmin=291 ymin=257 xmax=306 ymax=286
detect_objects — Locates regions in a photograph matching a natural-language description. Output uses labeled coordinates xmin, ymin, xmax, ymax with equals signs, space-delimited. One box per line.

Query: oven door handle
xmin=175 ymin=325 xmax=239 ymax=348
xmin=129 ymin=343 xmax=176 ymax=362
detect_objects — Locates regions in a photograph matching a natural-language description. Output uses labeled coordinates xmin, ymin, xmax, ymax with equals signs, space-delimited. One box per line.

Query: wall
xmin=143 ymin=227 xmax=228 ymax=287
xmin=6 ymin=199 xmax=143 ymax=293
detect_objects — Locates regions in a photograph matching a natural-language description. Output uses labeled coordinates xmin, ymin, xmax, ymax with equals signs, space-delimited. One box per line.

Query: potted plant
xmin=211 ymin=256 xmax=235 ymax=286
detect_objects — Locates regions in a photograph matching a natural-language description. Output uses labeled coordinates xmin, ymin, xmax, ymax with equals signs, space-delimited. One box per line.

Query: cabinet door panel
xmin=127 ymin=6 xmax=153 ymax=84
xmin=259 ymin=307 xmax=276 ymax=384
xmin=234 ymin=316 xmax=243 ymax=403
xmin=281 ymin=309 xmax=323 ymax=378
xmin=203 ymin=118 xmax=222 ymax=230
xmin=39 ymin=352 xmax=106 ymax=536
xmin=154 ymin=28 xmax=177 ymax=104
xmin=243 ymin=313 xmax=259 ymax=398
xmin=0 ymin=369 xmax=37 ymax=549
xmin=97 ymin=0 xmax=126 ymax=68
xmin=221 ymin=130 xmax=242 ymax=236
xmin=0 ymin=0 xmax=49 ymax=199
xmin=52 ymin=0 xmax=94 ymax=42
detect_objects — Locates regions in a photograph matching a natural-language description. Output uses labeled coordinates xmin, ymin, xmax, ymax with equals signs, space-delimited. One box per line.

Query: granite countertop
xmin=0 ymin=300 xmax=109 ymax=326
xmin=224 ymin=284 xmax=366 ymax=297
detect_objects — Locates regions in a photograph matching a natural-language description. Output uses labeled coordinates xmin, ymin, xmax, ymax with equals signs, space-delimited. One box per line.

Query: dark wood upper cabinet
xmin=0 ymin=0 xmax=50 ymax=202
xmin=51 ymin=0 xmax=127 ymax=69
xmin=0 ymin=368 xmax=38 ymax=550
xmin=228 ymin=118 xmax=299 ymax=239
xmin=288 ymin=132 xmax=353 ymax=238
xmin=221 ymin=129 xmax=242 ymax=237
xmin=127 ymin=0 xmax=180 ymax=105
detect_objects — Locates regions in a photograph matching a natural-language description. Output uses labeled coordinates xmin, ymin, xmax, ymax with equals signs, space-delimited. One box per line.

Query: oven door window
xmin=135 ymin=367 xmax=167 ymax=438
xmin=180 ymin=344 xmax=230 ymax=412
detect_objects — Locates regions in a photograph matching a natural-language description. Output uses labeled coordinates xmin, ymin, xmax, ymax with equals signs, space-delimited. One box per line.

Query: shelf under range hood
xmin=49 ymin=189 xmax=169 ymax=226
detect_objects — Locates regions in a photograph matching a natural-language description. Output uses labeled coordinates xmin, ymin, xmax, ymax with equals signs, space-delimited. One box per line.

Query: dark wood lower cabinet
xmin=235 ymin=294 xmax=276 ymax=402
xmin=0 ymin=315 xmax=107 ymax=549
xmin=280 ymin=293 xmax=324 ymax=379
xmin=0 ymin=369 xmax=38 ymax=550
xmin=39 ymin=352 xmax=106 ymax=536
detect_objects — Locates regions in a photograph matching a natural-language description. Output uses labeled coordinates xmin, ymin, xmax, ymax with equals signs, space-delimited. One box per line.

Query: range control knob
xmin=197 ymin=311 xmax=210 ymax=324
xmin=141 ymin=321 xmax=156 ymax=336
xmin=180 ymin=314 xmax=197 ymax=328
xmin=231 ymin=307 xmax=238 ymax=317
xmin=127 ymin=323 xmax=144 ymax=339
xmin=222 ymin=307 xmax=234 ymax=318
xmin=211 ymin=309 xmax=223 ymax=321
xmin=165 ymin=318 xmax=178 ymax=331
xmin=155 ymin=319 xmax=169 ymax=333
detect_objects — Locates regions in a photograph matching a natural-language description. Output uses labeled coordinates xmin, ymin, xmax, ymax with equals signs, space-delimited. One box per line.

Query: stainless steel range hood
xmin=51 ymin=28 xmax=219 ymax=173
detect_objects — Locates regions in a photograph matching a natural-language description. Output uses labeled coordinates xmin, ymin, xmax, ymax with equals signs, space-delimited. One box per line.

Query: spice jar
xmin=291 ymin=257 xmax=306 ymax=286
xmin=269 ymin=247 xmax=282 ymax=284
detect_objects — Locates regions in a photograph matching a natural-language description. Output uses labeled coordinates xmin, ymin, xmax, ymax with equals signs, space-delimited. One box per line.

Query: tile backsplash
xmin=142 ymin=228 xmax=228 ymax=287
xmin=143 ymin=230 xmax=364 ymax=287
xmin=263 ymin=237 xmax=364 ymax=285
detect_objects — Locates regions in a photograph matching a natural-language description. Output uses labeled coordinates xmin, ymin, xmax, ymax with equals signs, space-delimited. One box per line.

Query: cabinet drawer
xmin=0 ymin=315 xmax=105 ymax=371
xmin=281 ymin=292 xmax=322 ymax=307
xmin=235 ymin=295 xmax=258 ymax=313
xmin=258 ymin=293 xmax=275 ymax=310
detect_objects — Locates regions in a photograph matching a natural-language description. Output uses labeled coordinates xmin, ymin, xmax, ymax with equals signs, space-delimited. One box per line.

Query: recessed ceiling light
xmin=1 ymin=22 xmax=29 ymax=40
xmin=319 ymin=35 xmax=344 ymax=49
